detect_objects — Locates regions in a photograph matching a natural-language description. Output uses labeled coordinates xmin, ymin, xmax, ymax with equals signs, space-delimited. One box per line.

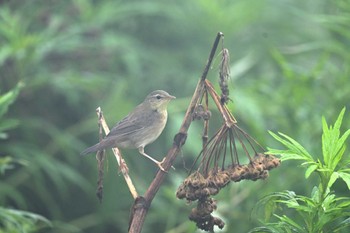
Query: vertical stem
xmin=202 ymin=89 xmax=209 ymax=147
xmin=128 ymin=32 xmax=224 ymax=233
xmin=96 ymin=107 xmax=139 ymax=199
xmin=205 ymin=79 xmax=237 ymax=126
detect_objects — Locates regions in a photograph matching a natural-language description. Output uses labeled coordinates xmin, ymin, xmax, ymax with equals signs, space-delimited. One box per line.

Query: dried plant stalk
xmin=219 ymin=48 xmax=230 ymax=104
xmin=96 ymin=107 xmax=138 ymax=199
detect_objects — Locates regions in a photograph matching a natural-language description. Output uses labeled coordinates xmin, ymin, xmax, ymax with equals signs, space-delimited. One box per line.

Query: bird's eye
xmin=156 ymin=95 xmax=162 ymax=100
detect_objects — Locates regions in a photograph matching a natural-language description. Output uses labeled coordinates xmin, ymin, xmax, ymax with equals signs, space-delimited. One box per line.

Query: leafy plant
xmin=0 ymin=83 xmax=51 ymax=233
xmin=0 ymin=207 xmax=51 ymax=233
xmin=251 ymin=108 xmax=350 ymax=233
xmin=1 ymin=0 xmax=350 ymax=232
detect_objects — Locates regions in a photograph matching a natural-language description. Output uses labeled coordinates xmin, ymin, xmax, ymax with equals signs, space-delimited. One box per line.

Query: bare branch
xmin=96 ymin=107 xmax=138 ymax=199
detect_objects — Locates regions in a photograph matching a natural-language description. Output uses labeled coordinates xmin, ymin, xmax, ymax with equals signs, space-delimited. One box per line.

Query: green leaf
xmin=0 ymin=82 xmax=24 ymax=118
xmin=274 ymin=214 xmax=304 ymax=231
xmin=327 ymin=172 xmax=340 ymax=190
xmin=322 ymin=108 xmax=349 ymax=170
xmin=311 ymin=186 xmax=320 ymax=203
xmin=338 ymin=172 xmax=350 ymax=191
xmin=263 ymin=197 xmax=277 ymax=222
xmin=305 ymin=164 xmax=318 ymax=179
xmin=330 ymin=217 xmax=350 ymax=232
xmin=0 ymin=118 xmax=19 ymax=132
xmin=248 ymin=226 xmax=281 ymax=233
xmin=0 ymin=206 xmax=51 ymax=232
xmin=268 ymin=131 xmax=313 ymax=162
xmin=0 ymin=156 xmax=14 ymax=174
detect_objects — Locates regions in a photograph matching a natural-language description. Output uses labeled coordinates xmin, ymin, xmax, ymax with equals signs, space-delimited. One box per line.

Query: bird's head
xmin=144 ymin=90 xmax=176 ymax=111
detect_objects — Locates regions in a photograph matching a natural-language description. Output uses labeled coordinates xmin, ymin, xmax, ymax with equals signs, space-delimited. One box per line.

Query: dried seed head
xmin=188 ymin=197 xmax=224 ymax=232
xmin=185 ymin=191 xmax=197 ymax=201
xmin=176 ymin=184 xmax=187 ymax=199
xmin=260 ymin=170 xmax=269 ymax=180
xmin=193 ymin=104 xmax=212 ymax=121
xmin=219 ymin=48 xmax=230 ymax=104
xmin=214 ymin=217 xmax=225 ymax=229
xmin=254 ymin=153 xmax=281 ymax=170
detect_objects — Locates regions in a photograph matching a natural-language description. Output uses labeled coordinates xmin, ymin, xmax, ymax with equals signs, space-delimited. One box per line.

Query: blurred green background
xmin=0 ymin=0 xmax=349 ymax=232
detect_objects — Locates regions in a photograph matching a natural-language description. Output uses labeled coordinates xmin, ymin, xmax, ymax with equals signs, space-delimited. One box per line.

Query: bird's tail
xmin=80 ymin=140 xmax=114 ymax=156
xmin=80 ymin=143 xmax=101 ymax=155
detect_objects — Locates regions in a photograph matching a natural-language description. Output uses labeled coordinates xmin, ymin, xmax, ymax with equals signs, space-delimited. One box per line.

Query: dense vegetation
xmin=1 ymin=0 xmax=349 ymax=232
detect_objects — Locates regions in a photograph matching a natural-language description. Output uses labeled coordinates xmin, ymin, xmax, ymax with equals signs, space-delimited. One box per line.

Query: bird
xmin=81 ymin=90 xmax=176 ymax=171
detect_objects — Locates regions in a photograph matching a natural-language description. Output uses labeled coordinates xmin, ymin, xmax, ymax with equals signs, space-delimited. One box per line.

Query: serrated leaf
xmin=334 ymin=108 xmax=346 ymax=132
xmin=322 ymin=108 xmax=348 ymax=170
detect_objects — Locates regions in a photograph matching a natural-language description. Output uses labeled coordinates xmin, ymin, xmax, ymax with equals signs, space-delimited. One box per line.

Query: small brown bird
xmin=81 ymin=90 xmax=175 ymax=171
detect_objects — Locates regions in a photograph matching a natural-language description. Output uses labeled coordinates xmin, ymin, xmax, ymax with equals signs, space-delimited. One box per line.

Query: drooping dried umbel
xmin=176 ymin=123 xmax=280 ymax=231
xmin=176 ymin=68 xmax=280 ymax=231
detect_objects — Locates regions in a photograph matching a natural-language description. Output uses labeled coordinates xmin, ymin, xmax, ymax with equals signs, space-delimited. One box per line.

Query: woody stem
xmin=128 ymin=32 xmax=224 ymax=233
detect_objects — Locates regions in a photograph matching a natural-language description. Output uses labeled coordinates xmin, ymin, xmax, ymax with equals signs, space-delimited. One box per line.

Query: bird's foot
xmin=157 ymin=163 xmax=167 ymax=172
xmin=157 ymin=158 xmax=175 ymax=172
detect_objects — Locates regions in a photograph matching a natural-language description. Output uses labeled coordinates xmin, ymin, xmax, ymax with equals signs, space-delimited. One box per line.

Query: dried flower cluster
xmin=177 ymin=153 xmax=280 ymax=202
xmin=193 ymin=104 xmax=212 ymax=121
xmin=189 ymin=197 xmax=224 ymax=231
xmin=176 ymin=151 xmax=280 ymax=231
xmin=175 ymin=44 xmax=280 ymax=232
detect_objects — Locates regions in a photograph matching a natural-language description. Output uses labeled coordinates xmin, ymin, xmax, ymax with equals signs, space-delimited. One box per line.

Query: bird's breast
xmin=150 ymin=109 xmax=168 ymax=136
xmin=135 ymin=109 xmax=168 ymax=148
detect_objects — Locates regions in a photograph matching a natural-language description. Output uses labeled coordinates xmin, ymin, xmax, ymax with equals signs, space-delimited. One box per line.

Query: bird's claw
xmin=157 ymin=158 xmax=175 ymax=172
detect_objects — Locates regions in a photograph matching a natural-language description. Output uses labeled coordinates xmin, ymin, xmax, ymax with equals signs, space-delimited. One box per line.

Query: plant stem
xmin=128 ymin=32 xmax=224 ymax=233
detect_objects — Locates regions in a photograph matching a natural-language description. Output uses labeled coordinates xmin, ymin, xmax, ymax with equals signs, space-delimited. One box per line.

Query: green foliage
xmin=0 ymin=84 xmax=51 ymax=233
xmin=252 ymin=109 xmax=350 ymax=233
xmin=0 ymin=207 xmax=50 ymax=233
xmin=0 ymin=82 xmax=24 ymax=174
xmin=0 ymin=82 xmax=23 ymax=139
xmin=0 ymin=0 xmax=349 ymax=232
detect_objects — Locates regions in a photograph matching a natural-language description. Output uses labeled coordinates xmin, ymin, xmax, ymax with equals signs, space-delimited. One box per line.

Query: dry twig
xmin=96 ymin=107 xmax=138 ymax=199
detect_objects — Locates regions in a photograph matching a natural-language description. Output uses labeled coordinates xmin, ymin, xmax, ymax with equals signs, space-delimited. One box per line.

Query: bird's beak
xmin=167 ymin=95 xmax=176 ymax=100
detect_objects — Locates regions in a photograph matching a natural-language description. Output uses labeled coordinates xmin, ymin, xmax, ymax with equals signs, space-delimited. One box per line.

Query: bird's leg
xmin=138 ymin=147 xmax=166 ymax=172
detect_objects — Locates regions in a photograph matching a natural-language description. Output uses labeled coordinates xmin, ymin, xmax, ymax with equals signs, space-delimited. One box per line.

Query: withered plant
xmin=175 ymin=61 xmax=280 ymax=232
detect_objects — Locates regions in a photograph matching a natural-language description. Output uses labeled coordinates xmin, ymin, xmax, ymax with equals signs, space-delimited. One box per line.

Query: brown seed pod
xmin=185 ymin=191 xmax=197 ymax=201
xmin=207 ymin=187 xmax=220 ymax=196
xmin=176 ymin=184 xmax=187 ymax=199
xmin=213 ymin=217 xmax=225 ymax=229
xmin=260 ymin=170 xmax=269 ymax=179
xmin=193 ymin=104 xmax=212 ymax=121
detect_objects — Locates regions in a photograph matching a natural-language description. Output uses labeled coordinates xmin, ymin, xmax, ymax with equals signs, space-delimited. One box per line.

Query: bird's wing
xmin=106 ymin=106 xmax=151 ymax=139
